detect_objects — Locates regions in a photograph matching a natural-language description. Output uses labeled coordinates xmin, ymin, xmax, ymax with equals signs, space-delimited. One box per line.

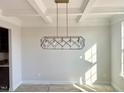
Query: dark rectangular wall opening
xmin=0 ymin=27 xmax=9 ymax=91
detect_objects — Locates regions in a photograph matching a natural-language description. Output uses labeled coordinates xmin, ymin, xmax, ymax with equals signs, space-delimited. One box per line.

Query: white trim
xmin=0 ymin=19 xmax=22 ymax=92
xmin=120 ymin=74 xmax=124 ymax=79
xmin=9 ymin=29 xmax=13 ymax=92
xmin=22 ymin=80 xmax=110 ymax=85
xmin=22 ymin=80 xmax=77 ymax=85
xmin=110 ymin=15 xmax=124 ymax=25
xmin=0 ymin=15 xmax=21 ymax=26
xmin=94 ymin=81 xmax=111 ymax=85
xmin=111 ymin=82 xmax=124 ymax=92
xmin=27 ymin=0 xmax=52 ymax=23
xmin=10 ymin=81 xmax=22 ymax=92
xmin=78 ymin=0 xmax=96 ymax=22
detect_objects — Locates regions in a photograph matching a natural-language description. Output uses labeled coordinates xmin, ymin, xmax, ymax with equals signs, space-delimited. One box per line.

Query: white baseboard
xmin=94 ymin=81 xmax=111 ymax=85
xmin=22 ymin=80 xmax=110 ymax=85
xmin=22 ymin=80 xmax=77 ymax=85
xmin=111 ymin=82 xmax=123 ymax=92
xmin=11 ymin=81 xmax=22 ymax=91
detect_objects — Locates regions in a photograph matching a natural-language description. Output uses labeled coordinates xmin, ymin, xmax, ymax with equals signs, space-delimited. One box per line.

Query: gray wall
xmin=21 ymin=26 xmax=111 ymax=84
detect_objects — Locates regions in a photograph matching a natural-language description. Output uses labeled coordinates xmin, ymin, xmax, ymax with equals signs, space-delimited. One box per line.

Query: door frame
xmin=0 ymin=27 xmax=12 ymax=91
xmin=8 ymin=29 xmax=12 ymax=91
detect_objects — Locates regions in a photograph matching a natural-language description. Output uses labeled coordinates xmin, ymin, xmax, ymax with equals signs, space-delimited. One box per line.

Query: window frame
xmin=121 ymin=22 xmax=124 ymax=77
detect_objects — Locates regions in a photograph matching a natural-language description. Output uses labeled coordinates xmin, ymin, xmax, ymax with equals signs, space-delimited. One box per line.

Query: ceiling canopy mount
xmin=55 ymin=0 xmax=69 ymax=3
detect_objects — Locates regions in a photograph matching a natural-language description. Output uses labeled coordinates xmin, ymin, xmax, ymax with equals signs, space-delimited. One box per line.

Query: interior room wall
xmin=0 ymin=18 xmax=22 ymax=91
xmin=111 ymin=21 xmax=124 ymax=91
xmin=21 ymin=26 xmax=111 ymax=85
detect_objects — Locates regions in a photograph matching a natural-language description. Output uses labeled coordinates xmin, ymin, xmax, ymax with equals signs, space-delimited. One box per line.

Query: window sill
xmin=120 ymin=74 xmax=124 ymax=79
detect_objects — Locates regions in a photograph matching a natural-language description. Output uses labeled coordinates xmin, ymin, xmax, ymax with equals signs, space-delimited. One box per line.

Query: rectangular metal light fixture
xmin=41 ymin=36 xmax=85 ymax=50
xmin=55 ymin=0 xmax=69 ymax=3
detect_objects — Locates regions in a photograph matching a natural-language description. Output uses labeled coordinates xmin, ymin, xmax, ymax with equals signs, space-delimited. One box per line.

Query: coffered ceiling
xmin=0 ymin=0 xmax=124 ymax=27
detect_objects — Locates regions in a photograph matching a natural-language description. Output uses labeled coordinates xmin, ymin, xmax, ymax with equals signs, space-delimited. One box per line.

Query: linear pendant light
xmin=41 ymin=0 xmax=85 ymax=50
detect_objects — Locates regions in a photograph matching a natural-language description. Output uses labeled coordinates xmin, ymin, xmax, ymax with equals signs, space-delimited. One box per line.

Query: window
xmin=121 ymin=22 xmax=124 ymax=76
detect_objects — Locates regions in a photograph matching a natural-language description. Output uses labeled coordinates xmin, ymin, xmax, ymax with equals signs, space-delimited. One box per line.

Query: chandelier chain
xmin=66 ymin=3 xmax=69 ymax=36
xmin=56 ymin=4 xmax=59 ymax=37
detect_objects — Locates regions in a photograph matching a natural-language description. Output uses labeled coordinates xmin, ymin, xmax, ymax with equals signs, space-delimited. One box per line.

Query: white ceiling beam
xmin=3 ymin=8 xmax=82 ymax=16
xmin=90 ymin=12 xmax=124 ymax=15
xmin=3 ymin=12 xmax=82 ymax=17
xmin=77 ymin=0 xmax=96 ymax=22
xmin=3 ymin=7 xmax=124 ymax=17
xmin=5 ymin=12 xmax=124 ymax=17
xmin=3 ymin=6 xmax=124 ymax=18
xmin=46 ymin=8 xmax=82 ymax=16
xmin=27 ymin=0 xmax=52 ymax=23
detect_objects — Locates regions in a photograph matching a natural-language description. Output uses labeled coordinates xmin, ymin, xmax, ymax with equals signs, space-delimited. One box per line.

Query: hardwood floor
xmin=15 ymin=84 xmax=116 ymax=92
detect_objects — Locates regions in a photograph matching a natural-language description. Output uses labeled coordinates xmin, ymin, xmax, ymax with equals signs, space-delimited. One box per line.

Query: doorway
xmin=0 ymin=27 xmax=9 ymax=91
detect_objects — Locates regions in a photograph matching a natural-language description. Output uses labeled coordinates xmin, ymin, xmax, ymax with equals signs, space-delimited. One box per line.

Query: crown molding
xmin=0 ymin=15 xmax=22 ymax=26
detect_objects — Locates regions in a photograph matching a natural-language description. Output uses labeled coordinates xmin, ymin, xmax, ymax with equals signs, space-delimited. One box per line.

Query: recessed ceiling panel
xmin=93 ymin=0 xmax=124 ymax=7
xmin=0 ymin=0 xmax=33 ymax=10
